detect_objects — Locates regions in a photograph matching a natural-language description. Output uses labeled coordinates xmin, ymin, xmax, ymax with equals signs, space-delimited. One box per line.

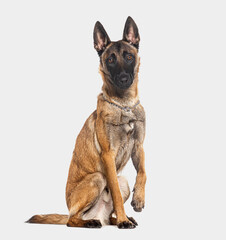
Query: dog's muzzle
xmin=115 ymin=72 xmax=133 ymax=89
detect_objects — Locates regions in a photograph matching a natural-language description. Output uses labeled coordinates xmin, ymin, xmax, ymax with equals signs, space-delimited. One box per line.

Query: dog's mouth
xmin=113 ymin=73 xmax=134 ymax=89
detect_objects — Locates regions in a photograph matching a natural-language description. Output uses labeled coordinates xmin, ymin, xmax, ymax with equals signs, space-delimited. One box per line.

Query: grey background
xmin=0 ymin=0 xmax=225 ymax=239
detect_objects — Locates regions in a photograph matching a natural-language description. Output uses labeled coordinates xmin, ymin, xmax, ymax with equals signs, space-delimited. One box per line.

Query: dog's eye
xmin=108 ymin=57 xmax=114 ymax=64
xmin=126 ymin=54 xmax=134 ymax=62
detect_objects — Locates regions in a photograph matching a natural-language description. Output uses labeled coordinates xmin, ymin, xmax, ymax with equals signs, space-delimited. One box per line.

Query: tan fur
xmin=26 ymin=214 xmax=68 ymax=225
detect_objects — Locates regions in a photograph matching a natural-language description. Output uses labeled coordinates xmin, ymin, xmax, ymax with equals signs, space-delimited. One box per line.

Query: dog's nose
xmin=119 ymin=73 xmax=129 ymax=83
xmin=120 ymin=76 xmax=128 ymax=82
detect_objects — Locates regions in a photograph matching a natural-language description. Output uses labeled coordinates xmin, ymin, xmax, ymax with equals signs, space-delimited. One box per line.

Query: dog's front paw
xmin=117 ymin=219 xmax=136 ymax=229
xmin=131 ymin=192 xmax=145 ymax=212
xmin=84 ymin=219 xmax=102 ymax=228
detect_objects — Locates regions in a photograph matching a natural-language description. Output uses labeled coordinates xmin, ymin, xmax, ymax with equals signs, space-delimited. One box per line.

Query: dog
xmin=27 ymin=16 xmax=146 ymax=229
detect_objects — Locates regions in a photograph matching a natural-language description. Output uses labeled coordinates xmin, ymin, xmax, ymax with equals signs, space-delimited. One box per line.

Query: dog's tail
xmin=26 ymin=214 xmax=68 ymax=225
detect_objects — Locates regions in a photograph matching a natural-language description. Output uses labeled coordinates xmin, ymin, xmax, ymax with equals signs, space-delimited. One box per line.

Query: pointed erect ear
xmin=93 ymin=21 xmax=111 ymax=56
xmin=122 ymin=16 xmax=140 ymax=50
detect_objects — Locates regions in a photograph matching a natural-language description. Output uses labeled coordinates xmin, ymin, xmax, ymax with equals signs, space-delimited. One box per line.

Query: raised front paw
xmin=131 ymin=192 xmax=145 ymax=212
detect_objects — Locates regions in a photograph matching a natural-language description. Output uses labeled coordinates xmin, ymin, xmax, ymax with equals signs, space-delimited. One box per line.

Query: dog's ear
xmin=93 ymin=21 xmax=111 ymax=56
xmin=122 ymin=16 xmax=140 ymax=50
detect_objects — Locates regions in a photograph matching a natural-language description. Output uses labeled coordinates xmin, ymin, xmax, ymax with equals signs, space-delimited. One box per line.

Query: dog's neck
xmin=102 ymin=79 xmax=139 ymax=107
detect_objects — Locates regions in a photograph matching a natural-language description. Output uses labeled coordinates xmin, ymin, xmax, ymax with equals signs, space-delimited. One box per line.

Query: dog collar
xmin=102 ymin=94 xmax=140 ymax=112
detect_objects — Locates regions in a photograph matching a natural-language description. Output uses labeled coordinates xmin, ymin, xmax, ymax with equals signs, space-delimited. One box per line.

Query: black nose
xmin=119 ymin=73 xmax=129 ymax=83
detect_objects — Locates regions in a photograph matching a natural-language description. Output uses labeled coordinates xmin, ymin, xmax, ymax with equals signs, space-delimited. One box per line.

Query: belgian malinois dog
xmin=27 ymin=16 xmax=146 ymax=229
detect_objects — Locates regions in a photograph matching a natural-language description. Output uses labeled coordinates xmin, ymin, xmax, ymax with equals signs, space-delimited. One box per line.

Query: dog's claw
xmin=127 ymin=216 xmax=138 ymax=226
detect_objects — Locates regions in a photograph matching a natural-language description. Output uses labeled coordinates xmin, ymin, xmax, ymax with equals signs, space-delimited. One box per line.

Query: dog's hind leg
xmin=66 ymin=172 xmax=106 ymax=228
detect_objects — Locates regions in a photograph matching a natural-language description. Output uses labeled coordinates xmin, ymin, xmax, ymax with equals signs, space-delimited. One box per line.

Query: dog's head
xmin=93 ymin=17 xmax=140 ymax=97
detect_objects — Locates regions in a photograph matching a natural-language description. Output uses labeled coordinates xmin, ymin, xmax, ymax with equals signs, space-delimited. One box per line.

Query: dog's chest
xmin=102 ymin=102 xmax=145 ymax=172
xmin=108 ymin=111 xmax=139 ymax=172
xmin=108 ymin=111 xmax=137 ymax=141
xmin=122 ymin=121 xmax=135 ymax=133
